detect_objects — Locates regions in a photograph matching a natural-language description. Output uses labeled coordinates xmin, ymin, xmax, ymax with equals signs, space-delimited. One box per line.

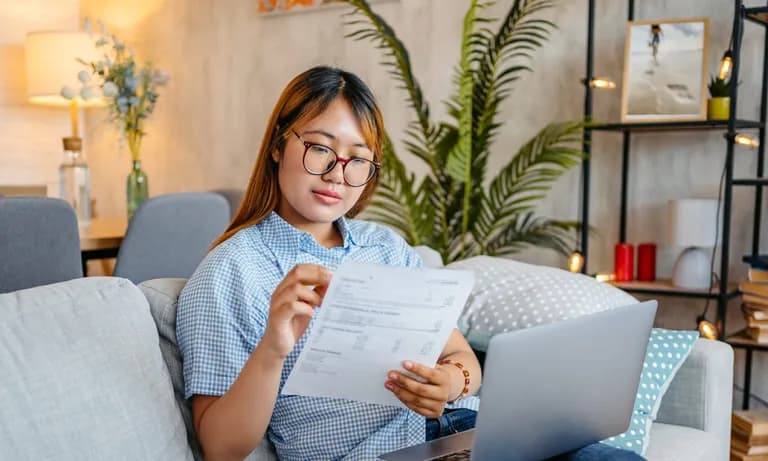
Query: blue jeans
xmin=426 ymin=409 xmax=645 ymax=460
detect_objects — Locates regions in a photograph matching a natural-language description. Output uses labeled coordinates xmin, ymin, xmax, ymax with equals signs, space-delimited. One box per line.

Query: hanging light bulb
xmin=718 ymin=50 xmax=733 ymax=80
xmin=735 ymin=133 xmax=760 ymax=149
xmin=696 ymin=315 xmax=718 ymax=340
xmin=568 ymin=251 xmax=585 ymax=273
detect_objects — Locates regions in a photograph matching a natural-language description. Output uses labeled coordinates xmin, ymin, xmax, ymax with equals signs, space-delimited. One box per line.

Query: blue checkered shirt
xmin=177 ymin=212 xmax=478 ymax=460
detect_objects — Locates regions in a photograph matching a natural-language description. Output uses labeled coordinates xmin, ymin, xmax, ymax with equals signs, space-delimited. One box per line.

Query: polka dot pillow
xmin=445 ymin=256 xmax=637 ymax=351
xmin=601 ymin=329 xmax=699 ymax=455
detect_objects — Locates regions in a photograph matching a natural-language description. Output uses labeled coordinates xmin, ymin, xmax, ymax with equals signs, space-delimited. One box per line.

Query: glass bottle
xmin=126 ymin=159 xmax=149 ymax=218
xmin=58 ymin=136 xmax=91 ymax=226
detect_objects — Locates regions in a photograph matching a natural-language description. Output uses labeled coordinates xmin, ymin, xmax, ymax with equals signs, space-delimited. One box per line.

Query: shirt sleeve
xmin=176 ymin=246 xmax=269 ymax=399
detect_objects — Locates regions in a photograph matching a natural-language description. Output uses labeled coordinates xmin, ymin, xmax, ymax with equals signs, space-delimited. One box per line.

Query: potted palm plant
xmin=334 ymin=0 xmax=586 ymax=263
xmin=707 ymin=75 xmax=731 ymax=121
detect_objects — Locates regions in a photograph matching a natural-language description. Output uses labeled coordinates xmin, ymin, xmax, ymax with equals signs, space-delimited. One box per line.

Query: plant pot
xmin=707 ymin=97 xmax=730 ymax=121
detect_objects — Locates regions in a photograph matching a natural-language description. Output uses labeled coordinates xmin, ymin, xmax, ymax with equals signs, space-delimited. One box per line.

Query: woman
xmin=177 ymin=66 xmax=643 ymax=461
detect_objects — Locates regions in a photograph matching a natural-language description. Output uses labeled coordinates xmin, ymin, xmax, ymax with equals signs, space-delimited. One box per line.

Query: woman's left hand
xmin=385 ymin=361 xmax=453 ymax=419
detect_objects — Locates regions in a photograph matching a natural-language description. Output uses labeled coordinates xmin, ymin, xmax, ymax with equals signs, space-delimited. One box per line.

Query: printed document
xmin=281 ymin=261 xmax=475 ymax=407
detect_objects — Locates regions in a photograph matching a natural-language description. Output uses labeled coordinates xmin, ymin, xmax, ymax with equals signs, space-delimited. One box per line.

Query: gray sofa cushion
xmin=0 ymin=277 xmax=193 ymax=460
xmin=139 ymin=278 xmax=277 ymax=461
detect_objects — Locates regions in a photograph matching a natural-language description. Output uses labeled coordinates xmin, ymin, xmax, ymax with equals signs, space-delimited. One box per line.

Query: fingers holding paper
xmin=263 ymin=264 xmax=332 ymax=360
xmin=385 ymin=360 xmax=452 ymax=419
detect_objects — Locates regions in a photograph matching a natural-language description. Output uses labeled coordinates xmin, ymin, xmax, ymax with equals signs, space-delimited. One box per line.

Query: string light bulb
xmin=595 ymin=273 xmax=615 ymax=283
xmin=568 ymin=251 xmax=585 ymax=273
xmin=718 ymin=50 xmax=733 ymax=81
xmin=696 ymin=315 xmax=718 ymax=340
xmin=735 ymin=133 xmax=760 ymax=149
xmin=581 ymin=77 xmax=616 ymax=89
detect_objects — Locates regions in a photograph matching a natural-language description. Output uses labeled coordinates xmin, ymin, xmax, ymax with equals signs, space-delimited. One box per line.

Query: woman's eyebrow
xmin=302 ymin=129 xmax=370 ymax=149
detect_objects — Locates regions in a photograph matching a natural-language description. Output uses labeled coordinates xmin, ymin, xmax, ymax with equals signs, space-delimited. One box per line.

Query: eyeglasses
xmin=293 ymin=130 xmax=380 ymax=187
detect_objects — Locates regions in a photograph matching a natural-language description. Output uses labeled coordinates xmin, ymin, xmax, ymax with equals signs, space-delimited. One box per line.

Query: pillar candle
xmin=637 ymin=243 xmax=656 ymax=281
xmin=614 ymin=243 xmax=634 ymax=281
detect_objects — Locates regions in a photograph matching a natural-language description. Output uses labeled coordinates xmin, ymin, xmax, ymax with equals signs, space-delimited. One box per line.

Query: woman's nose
xmin=322 ymin=160 xmax=345 ymax=184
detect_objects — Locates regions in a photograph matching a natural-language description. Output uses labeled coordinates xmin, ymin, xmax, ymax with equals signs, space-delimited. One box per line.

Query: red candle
xmin=637 ymin=243 xmax=656 ymax=281
xmin=614 ymin=243 xmax=634 ymax=281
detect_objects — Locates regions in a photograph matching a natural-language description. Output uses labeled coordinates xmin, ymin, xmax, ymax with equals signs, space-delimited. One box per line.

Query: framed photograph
xmin=620 ymin=18 xmax=710 ymax=123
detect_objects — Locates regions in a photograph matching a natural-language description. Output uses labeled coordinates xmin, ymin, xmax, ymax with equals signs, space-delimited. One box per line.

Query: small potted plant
xmin=707 ymin=75 xmax=732 ymax=121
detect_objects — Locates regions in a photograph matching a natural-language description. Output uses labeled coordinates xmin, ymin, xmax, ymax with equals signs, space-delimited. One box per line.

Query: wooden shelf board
xmin=610 ymin=279 xmax=740 ymax=298
xmin=727 ymin=330 xmax=768 ymax=350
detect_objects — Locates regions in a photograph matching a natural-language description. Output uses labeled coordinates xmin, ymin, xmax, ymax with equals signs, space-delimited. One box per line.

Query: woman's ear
xmin=272 ymin=149 xmax=280 ymax=163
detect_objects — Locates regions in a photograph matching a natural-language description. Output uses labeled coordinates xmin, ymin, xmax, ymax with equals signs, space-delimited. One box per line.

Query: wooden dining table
xmin=79 ymin=217 xmax=128 ymax=275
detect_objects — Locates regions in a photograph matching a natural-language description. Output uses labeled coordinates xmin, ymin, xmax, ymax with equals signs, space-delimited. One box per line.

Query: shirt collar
xmin=257 ymin=212 xmax=363 ymax=271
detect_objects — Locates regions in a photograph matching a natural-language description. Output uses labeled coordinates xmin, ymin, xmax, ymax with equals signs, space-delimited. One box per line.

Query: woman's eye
xmin=309 ymin=144 xmax=332 ymax=155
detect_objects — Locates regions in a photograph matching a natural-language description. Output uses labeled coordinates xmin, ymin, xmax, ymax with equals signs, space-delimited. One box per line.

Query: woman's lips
xmin=313 ymin=190 xmax=341 ymax=204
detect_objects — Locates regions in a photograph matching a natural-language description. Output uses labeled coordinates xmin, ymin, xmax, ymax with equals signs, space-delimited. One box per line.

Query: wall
xmin=0 ymin=0 xmax=81 ymax=195
xmin=2 ymin=0 xmax=765 ymax=405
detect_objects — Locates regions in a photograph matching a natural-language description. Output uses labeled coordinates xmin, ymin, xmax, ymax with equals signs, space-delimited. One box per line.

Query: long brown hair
xmin=211 ymin=66 xmax=385 ymax=249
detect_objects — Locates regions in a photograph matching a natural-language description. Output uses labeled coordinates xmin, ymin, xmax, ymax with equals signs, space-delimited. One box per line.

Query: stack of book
xmin=733 ymin=410 xmax=768 ymax=460
xmin=741 ymin=268 xmax=768 ymax=344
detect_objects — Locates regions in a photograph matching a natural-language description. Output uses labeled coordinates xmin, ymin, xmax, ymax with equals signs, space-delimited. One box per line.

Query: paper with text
xmin=281 ymin=261 xmax=475 ymax=407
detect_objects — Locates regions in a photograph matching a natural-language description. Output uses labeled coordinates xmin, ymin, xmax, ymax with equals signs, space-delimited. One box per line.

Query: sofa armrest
xmin=655 ymin=338 xmax=733 ymax=459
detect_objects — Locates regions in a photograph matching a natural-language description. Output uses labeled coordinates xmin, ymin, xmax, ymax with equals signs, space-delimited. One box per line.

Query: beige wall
xmin=2 ymin=0 xmax=766 ymax=404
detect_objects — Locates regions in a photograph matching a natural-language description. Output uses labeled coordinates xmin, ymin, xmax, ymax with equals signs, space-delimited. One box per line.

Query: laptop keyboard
xmin=432 ymin=449 xmax=471 ymax=461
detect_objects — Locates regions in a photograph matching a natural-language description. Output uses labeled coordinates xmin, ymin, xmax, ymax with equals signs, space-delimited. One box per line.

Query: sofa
xmin=0 ymin=276 xmax=732 ymax=460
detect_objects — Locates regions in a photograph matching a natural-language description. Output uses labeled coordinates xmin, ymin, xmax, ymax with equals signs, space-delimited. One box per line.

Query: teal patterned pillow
xmin=601 ymin=328 xmax=699 ymax=455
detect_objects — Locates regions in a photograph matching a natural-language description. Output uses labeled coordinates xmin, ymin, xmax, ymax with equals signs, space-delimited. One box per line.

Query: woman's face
xmin=275 ymin=97 xmax=375 ymax=229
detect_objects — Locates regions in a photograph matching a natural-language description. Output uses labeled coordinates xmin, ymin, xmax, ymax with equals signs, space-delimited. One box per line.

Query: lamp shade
xmin=25 ymin=31 xmax=102 ymax=107
xmin=668 ymin=198 xmax=719 ymax=248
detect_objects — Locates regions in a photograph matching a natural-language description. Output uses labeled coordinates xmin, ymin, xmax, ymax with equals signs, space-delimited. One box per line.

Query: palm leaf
xmin=485 ymin=214 xmax=580 ymax=257
xmin=444 ymin=0 xmax=479 ymax=257
xmin=475 ymin=121 xmax=584 ymax=253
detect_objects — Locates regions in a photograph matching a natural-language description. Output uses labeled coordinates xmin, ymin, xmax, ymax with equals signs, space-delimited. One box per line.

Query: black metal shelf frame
xmin=580 ymin=0 xmax=768 ymax=346
xmin=590 ymin=119 xmax=763 ymax=132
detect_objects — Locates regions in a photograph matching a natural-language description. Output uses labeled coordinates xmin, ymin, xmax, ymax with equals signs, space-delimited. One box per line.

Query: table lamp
xmin=668 ymin=198 xmax=719 ymax=289
xmin=25 ymin=31 xmax=102 ymax=225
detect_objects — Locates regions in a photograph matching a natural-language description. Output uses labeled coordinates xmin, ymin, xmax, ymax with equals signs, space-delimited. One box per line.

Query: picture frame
xmin=620 ymin=17 xmax=710 ymax=123
xmin=257 ymin=0 xmax=396 ymax=16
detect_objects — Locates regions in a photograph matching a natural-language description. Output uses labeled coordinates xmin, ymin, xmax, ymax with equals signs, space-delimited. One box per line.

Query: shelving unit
xmin=581 ymin=1 xmax=768 ymax=410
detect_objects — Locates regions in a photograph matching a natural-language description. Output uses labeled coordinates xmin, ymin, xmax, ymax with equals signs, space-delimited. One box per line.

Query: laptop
xmin=381 ymin=300 xmax=657 ymax=461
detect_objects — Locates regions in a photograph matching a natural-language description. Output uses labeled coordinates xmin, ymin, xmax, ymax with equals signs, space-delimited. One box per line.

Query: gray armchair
xmin=113 ymin=193 xmax=229 ymax=284
xmin=0 ymin=197 xmax=82 ymax=293
xmin=646 ymin=338 xmax=733 ymax=461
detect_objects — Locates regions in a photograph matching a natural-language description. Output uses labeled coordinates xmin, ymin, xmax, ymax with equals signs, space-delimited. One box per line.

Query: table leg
xmin=744 ymin=349 xmax=753 ymax=410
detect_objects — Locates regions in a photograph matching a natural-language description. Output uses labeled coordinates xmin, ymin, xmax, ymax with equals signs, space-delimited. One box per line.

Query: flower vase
xmin=126 ymin=159 xmax=149 ymax=218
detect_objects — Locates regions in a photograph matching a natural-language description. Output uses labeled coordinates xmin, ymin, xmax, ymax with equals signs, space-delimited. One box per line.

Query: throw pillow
xmin=0 ymin=277 xmax=193 ymax=460
xmin=446 ymin=256 xmax=637 ymax=351
xmin=601 ymin=329 xmax=699 ymax=455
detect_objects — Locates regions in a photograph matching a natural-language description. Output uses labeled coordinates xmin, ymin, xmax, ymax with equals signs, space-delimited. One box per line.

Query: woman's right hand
xmin=262 ymin=264 xmax=332 ymax=360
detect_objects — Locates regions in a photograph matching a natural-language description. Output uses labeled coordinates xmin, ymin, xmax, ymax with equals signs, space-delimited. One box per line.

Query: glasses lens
xmin=343 ymin=159 xmax=376 ymax=187
xmin=303 ymin=144 xmax=336 ymax=174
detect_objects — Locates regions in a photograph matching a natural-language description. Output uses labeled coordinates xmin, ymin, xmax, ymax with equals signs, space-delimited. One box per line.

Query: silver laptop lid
xmin=471 ymin=301 xmax=657 ymax=461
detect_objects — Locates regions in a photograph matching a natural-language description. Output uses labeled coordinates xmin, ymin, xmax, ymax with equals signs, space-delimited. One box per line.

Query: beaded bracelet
xmin=438 ymin=359 xmax=470 ymax=401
